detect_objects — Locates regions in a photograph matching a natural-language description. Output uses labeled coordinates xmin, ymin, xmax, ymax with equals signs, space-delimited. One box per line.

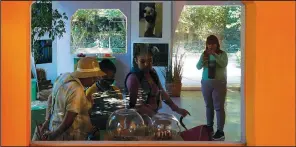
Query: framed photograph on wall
xmin=139 ymin=2 xmax=163 ymax=38
xmin=133 ymin=43 xmax=169 ymax=67
xmin=34 ymin=39 xmax=53 ymax=64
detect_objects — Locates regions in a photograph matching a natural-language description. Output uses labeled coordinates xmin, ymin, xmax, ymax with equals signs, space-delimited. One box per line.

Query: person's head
xmin=99 ymin=59 xmax=117 ymax=86
xmin=71 ymin=57 xmax=106 ymax=87
xmin=206 ymin=35 xmax=220 ymax=51
xmin=133 ymin=44 xmax=154 ymax=72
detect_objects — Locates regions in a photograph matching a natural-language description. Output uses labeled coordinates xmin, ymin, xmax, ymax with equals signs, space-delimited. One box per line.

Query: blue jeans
xmin=201 ymin=80 xmax=227 ymax=131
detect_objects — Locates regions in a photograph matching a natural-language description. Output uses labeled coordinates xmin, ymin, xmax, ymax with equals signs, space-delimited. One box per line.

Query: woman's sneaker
xmin=213 ymin=130 xmax=225 ymax=141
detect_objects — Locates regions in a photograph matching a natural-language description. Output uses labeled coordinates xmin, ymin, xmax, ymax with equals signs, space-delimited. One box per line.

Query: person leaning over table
xmin=124 ymin=44 xmax=190 ymax=118
xmin=86 ymin=59 xmax=123 ymax=103
xmin=196 ymin=35 xmax=228 ymax=141
xmin=34 ymin=57 xmax=106 ymax=141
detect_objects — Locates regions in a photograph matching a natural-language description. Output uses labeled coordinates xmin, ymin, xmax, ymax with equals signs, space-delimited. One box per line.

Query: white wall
xmin=52 ymin=1 xmax=171 ymax=88
xmin=131 ymin=1 xmax=172 ymax=88
xmin=53 ymin=1 xmax=132 ymax=88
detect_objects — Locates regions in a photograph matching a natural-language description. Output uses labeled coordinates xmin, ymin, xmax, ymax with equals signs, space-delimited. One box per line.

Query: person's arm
xmin=213 ymin=51 xmax=228 ymax=68
xmin=48 ymin=111 xmax=78 ymax=140
xmin=85 ymin=83 xmax=97 ymax=104
xmin=155 ymin=73 xmax=190 ymax=117
xmin=196 ymin=53 xmax=204 ymax=70
xmin=40 ymin=94 xmax=53 ymax=133
xmin=47 ymin=86 xmax=84 ymax=140
xmin=159 ymin=83 xmax=191 ymax=117
xmin=45 ymin=94 xmax=52 ymax=121
xmin=126 ymin=74 xmax=156 ymax=116
xmin=45 ymin=75 xmax=61 ymax=120
xmin=158 ymin=82 xmax=179 ymax=112
xmin=112 ymin=86 xmax=123 ymax=99
xmin=126 ymin=74 xmax=140 ymax=108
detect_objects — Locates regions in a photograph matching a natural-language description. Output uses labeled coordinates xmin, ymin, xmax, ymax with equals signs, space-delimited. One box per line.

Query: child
xmin=86 ymin=59 xmax=122 ymax=103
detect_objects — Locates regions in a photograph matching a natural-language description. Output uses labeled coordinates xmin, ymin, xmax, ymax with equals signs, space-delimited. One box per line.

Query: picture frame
xmin=139 ymin=2 xmax=163 ymax=38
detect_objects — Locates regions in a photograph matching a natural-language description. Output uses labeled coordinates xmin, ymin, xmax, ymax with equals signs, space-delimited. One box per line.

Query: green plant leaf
xmin=31 ymin=0 xmax=67 ymax=62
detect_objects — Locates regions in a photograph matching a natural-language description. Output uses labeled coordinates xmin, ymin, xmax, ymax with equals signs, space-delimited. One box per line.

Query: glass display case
xmin=106 ymin=108 xmax=146 ymax=141
xmin=151 ymin=113 xmax=181 ymax=140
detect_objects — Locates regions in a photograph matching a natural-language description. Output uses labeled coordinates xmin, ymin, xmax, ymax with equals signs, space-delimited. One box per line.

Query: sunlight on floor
xmin=158 ymin=90 xmax=241 ymax=142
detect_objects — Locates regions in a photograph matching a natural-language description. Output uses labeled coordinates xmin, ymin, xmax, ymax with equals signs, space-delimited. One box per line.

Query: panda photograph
xmin=139 ymin=2 xmax=163 ymax=38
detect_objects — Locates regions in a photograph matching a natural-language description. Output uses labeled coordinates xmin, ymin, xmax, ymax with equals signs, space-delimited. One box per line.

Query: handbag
xmin=179 ymin=116 xmax=212 ymax=141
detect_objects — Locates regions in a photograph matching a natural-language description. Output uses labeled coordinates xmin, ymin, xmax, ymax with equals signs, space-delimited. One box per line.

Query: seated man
xmin=86 ymin=59 xmax=122 ymax=102
xmin=33 ymin=57 xmax=106 ymax=141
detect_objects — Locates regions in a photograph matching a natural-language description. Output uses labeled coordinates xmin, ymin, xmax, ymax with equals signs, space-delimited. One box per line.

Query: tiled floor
xmin=158 ymin=90 xmax=241 ymax=142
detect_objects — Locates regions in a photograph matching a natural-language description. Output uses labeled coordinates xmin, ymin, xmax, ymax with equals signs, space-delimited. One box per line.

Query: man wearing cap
xmin=40 ymin=57 xmax=106 ymax=140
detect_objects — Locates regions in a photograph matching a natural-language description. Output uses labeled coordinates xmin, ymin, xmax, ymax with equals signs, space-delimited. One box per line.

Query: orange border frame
xmin=1 ymin=1 xmax=295 ymax=146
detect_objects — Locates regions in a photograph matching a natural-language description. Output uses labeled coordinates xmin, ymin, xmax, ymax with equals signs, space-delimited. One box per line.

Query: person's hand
xmin=42 ymin=131 xmax=56 ymax=141
xmin=207 ymin=49 xmax=216 ymax=55
xmin=40 ymin=120 xmax=50 ymax=133
xmin=175 ymin=107 xmax=191 ymax=117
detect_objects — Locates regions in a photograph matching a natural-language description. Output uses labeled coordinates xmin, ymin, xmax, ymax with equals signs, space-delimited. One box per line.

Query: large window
xmin=171 ymin=5 xmax=243 ymax=142
xmin=172 ymin=5 xmax=242 ymax=87
xmin=71 ymin=9 xmax=127 ymax=54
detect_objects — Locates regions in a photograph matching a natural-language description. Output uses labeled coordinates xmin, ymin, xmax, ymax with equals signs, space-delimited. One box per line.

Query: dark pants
xmin=201 ymin=80 xmax=227 ymax=131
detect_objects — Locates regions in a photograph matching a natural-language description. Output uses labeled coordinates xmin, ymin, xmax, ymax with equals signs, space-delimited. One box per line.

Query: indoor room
xmin=30 ymin=1 xmax=243 ymax=142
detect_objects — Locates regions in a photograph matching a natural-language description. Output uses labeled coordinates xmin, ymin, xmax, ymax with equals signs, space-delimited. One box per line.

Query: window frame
xmin=170 ymin=1 xmax=246 ymax=144
xmin=70 ymin=9 xmax=128 ymax=55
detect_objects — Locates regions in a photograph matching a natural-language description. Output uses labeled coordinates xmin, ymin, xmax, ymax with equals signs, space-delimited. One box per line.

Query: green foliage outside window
xmin=175 ymin=6 xmax=241 ymax=54
xmin=71 ymin=9 xmax=127 ymax=54
xmin=31 ymin=0 xmax=68 ymax=63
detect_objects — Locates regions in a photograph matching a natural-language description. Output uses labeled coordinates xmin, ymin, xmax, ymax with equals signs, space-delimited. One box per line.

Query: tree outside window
xmin=173 ymin=5 xmax=242 ymax=86
xmin=71 ymin=9 xmax=127 ymax=54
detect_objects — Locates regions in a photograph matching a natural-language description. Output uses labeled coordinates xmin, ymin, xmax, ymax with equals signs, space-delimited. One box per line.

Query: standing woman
xmin=196 ymin=35 xmax=228 ymax=141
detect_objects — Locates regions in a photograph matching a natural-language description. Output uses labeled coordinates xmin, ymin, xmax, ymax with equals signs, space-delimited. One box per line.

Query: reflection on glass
xmin=151 ymin=113 xmax=181 ymax=140
xmin=106 ymin=109 xmax=146 ymax=141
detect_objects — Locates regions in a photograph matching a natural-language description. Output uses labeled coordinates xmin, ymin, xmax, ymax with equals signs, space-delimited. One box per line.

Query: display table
xmin=90 ymin=92 xmax=145 ymax=130
xmin=90 ymin=96 xmax=125 ymax=130
xmin=74 ymin=56 xmax=116 ymax=71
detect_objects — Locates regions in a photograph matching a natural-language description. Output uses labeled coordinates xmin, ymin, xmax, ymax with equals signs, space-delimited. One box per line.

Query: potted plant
xmin=31 ymin=0 xmax=68 ymax=64
xmin=162 ymin=46 xmax=185 ymax=97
